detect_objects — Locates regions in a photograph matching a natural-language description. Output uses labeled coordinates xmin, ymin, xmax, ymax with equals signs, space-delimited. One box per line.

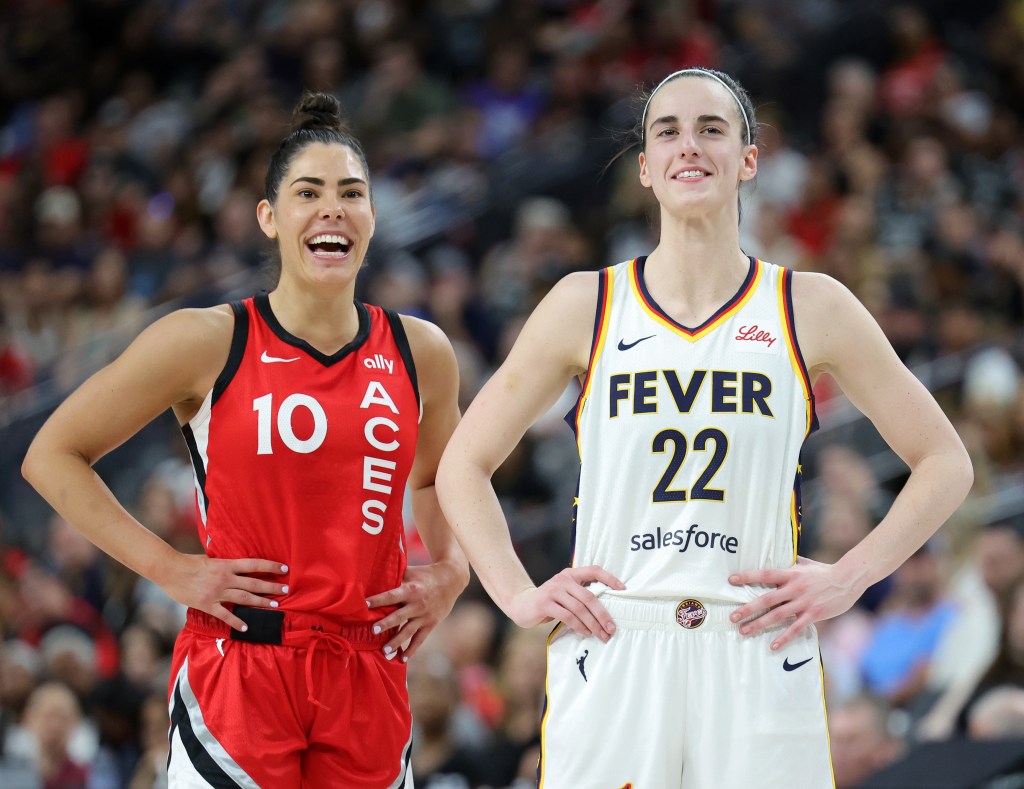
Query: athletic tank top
xmin=182 ymin=293 xmax=420 ymax=621
xmin=569 ymin=256 xmax=816 ymax=604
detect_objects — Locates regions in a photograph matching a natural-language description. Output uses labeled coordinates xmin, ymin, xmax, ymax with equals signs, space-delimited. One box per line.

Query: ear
xmin=638 ymin=150 xmax=652 ymax=189
xmin=739 ymin=144 xmax=758 ymax=183
xmin=256 ymin=199 xmax=277 ymax=240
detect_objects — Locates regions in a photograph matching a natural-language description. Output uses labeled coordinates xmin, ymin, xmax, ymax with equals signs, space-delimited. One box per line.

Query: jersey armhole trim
xmin=211 ymin=300 xmax=249 ymax=406
xmin=778 ymin=268 xmax=819 ymax=436
xmin=383 ymin=308 xmax=421 ymax=415
xmin=570 ymin=268 xmax=614 ymax=452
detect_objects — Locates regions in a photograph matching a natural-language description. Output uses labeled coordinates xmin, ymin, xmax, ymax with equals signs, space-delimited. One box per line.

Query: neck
xmin=641 ymin=210 xmax=750 ymax=326
xmin=648 ymin=209 xmax=747 ymax=285
xmin=268 ymin=277 xmax=360 ymax=355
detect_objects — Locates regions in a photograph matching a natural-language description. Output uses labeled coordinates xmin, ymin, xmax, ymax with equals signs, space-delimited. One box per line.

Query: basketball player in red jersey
xmin=23 ymin=92 xmax=469 ymax=787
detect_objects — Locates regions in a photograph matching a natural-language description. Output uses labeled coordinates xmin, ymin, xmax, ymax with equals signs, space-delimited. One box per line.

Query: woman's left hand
xmin=365 ymin=559 xmax=466 ymax=660
xmin=727 ymin=556 xmax=865 ymax=651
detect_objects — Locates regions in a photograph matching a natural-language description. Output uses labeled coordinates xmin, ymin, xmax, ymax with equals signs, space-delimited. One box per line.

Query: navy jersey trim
xmin=211 ymin=300 xmax=249 ymax=407
xmin=783 ymin=269 xmax=819 ymax=434
xmin=169 ymin=682 xmax=241 ymax=788
xmin=253 ymin=291 xmax=371 ymax=367
xmin=382 ymin=308 xmax=421 ymax=412
xmin=635 ymin=255 xmax=757 ymax=334
xmin=565 ymin=268 xmax=611 ymax=435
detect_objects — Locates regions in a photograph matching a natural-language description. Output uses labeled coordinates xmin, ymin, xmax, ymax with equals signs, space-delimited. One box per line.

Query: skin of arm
xmin=729 ymin=272 xmax=974 ymax=649
xmin=21 ymin=307 xmax=288 ymax=633
xmin=436 ymin=272 xmax=625 ymax=642
xmin=365 ymin=316 xmax=470 ymax=658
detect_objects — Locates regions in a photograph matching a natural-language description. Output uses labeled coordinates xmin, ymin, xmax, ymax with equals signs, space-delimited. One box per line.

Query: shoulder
xmin=788 ymin=271 xmax=886 ymax=376
xmin=390 ymin=313 xmax=459 ymax=408
xmin=391 ymin=313 xmax=455 ymax=366
xmin=526 ymin=269 xmax=603 ymax=335
xmin=789 ymin=270 xmax=851 ymax=303
xmin=547 ymin=269 xmax=603 ymax=308
xmin=141 ymin=304 xmax=235 ymax=360
xmin=129 ymin=305 xmax=237 ymax=401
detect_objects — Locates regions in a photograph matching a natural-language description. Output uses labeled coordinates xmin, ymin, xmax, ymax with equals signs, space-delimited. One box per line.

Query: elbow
xmin=21 ymin=440 xmax=44 ymax=490
xmin=957 ymin=446 xmax=975 ymax=502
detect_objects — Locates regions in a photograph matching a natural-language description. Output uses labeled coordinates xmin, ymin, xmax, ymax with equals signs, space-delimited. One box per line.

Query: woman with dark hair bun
xmin=23 ymin=91 xmax=468 ymax=787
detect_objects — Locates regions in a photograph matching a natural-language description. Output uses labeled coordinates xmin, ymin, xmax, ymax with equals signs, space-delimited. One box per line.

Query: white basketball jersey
xmin=570 ymin=256 xmax=816 ymax=604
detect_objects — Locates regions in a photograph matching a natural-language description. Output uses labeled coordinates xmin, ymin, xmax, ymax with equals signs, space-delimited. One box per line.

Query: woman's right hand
xmin=159 ymin=554 xmax=290 ymax=632
xmin=506 ymin=565 xmax=624 ymax=642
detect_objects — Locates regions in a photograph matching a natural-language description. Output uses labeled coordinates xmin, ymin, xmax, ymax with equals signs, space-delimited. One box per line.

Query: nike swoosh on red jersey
xmin=260 ymin=351 xmax=300 ymax=364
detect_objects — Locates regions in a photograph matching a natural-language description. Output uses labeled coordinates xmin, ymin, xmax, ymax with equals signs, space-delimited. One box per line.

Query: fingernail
xmin=383 ymin=645 xmax=393 ymax=654
xmin=241 ymin=625 xmax=249 ymax=632
xmin=281 ymin=585 xmax=289 ymax=594
xmin=729 ymin=575 xmax=740 ymax=584
xmin=771 ymin=642 xmax=780 ymax=651
xmin=607 ymin=622 xmax=616 ymax=634
xmin=373 ymin=625 xmax=381 ymax=634
xmin=281 ymin=565 xmax=288 ymax=573
xmin=366 ymin=599 xmax=372 ymax=608
xmin=386 ymin=650 xmax=397 ymax=661
xmin=401 ymin=656 xmax=408 ymax=663
xmin=740 ymin=626 xmax=749 ymax=636
xmin=270 ymin=601 xmax=278 ymax=608
xmin=730 ymin=613 xmax=740 ymax=622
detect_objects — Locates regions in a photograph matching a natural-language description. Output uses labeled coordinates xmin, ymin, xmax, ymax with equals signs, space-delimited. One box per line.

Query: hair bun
xmin=290 ymin=91 xmax=349 ymax=135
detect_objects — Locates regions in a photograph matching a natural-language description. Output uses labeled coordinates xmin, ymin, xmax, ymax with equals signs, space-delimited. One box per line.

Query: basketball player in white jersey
xmin=436 ymin=68 xmax=973 ymax=788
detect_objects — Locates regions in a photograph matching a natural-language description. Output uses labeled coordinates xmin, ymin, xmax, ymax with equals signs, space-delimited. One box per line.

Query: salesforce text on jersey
xmin=630 ymin=524 xmax=739 ymax=554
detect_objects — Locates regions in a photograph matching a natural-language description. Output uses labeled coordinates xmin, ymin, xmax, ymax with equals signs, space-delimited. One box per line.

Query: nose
xmin=321 ymin=198 xmax=345 ymax=219
xmin=677 ymin=124 xmax=701 ymax=155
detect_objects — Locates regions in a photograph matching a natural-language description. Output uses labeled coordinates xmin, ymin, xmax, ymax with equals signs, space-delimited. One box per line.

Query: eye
xmin=344 ymin=189 xmax=364 ymax=199
xmin=656 ymin=127 xmax=678 ymax=137
xmin=703 ymin=126 xmax=724 ymax=135
xmin=297 ymin=188 xmax=316 ymax=198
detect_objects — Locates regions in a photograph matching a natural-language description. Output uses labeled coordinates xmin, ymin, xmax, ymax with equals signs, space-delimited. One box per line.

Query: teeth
xmin=676 ymin=170 xmax=705 ymax=179
xmin=308 ymin=234 xmax=352 ymax=246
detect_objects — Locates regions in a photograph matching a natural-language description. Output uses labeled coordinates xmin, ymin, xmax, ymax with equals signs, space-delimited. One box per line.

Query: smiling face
xmin=257 ymin=142 xmax=375 ymax=290
xmin=638 ymin=75 xmax=757 ymax=220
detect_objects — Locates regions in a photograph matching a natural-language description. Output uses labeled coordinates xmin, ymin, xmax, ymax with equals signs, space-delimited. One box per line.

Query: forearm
xmin=436 ymin=459 xmax=537 ymax=615
xmin=22 ymin=446 xmax=180 ymax=584
xmin=834 ymin=448 xmax=973 ymax=591
xmin=410 ymin=485 xmax=469 ymax=586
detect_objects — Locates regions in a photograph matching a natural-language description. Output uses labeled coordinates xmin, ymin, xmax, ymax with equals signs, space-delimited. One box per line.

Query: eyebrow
xmin=649 ymin=114 xmax=733 ymax=130
xmin=288 ymin=176 xmax=368 ymax=187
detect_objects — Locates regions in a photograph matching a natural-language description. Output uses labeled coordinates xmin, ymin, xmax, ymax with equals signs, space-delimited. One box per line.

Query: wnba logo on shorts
xmin=675 ymin=599 xmax=707 ymax=629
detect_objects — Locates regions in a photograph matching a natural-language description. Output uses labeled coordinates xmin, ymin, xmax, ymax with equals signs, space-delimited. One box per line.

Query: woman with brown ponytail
xmin=23 ymin=92 xmax=468 ymax=788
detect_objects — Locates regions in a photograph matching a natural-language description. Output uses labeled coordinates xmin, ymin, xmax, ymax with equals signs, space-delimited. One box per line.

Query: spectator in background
xmin=408 ymin=647 xmax=487 ymax=789
xmin=828 ymin=693 xmax=905 ymax=789
xmin=126 ymin=693 xmax=168 ymax=789
xmin=357 ymin=39 xmax=456 ymax=167
xmin=476 ymin=626 xmax=547 ymax=789
xmin=859 ymin=544 xmax=959 ymax=709
xmin=7 ymin=681 xmax=89 ymax=789
xmin=463 ymin=40 xmax=544 ymax=161
xmin=917 ymin=519 xmax=1024 ymax=740
xmin=950 ymin=577 xmax=1024 ymax=736
xmin=967 ymin=685 xmax=1024 ymax=740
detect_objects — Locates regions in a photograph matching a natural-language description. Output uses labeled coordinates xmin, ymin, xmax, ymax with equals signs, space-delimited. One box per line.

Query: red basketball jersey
xmin=181 ymin=294 xmax=420 ymax=621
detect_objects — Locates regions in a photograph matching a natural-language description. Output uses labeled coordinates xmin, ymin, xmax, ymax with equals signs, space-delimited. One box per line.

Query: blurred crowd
xmin=1 ymin=0 xmax=1024 ymax=787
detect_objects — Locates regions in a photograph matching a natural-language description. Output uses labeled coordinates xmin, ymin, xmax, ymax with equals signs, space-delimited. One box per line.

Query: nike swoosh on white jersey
xmin=260 ymin=351 xmax=300 ymax=363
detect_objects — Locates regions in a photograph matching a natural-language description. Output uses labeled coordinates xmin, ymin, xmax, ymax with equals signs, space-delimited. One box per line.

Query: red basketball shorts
xmin=166 ymin=607 xmax=413 ymax=788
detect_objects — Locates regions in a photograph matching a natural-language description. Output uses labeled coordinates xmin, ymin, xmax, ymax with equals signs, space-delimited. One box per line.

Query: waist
xmin=598 ymin=595 xmax=776 ymax=634
xmin=185 ymin=606 xmax=390 ymax=650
